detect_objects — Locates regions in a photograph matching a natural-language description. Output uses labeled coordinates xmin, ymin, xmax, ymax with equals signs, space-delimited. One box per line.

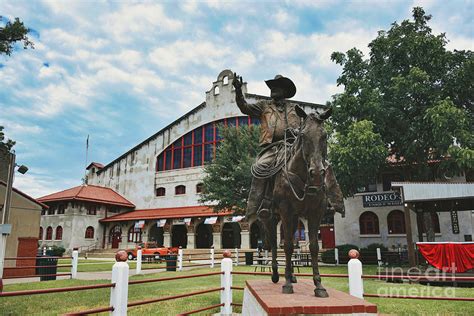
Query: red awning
xmin=417 ymin=242 xmax=474 ymax=273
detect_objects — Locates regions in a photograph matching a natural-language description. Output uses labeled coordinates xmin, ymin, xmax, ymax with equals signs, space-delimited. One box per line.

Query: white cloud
xmin=149 ymin=40 xmax=231 ymax=72
xmin=103 ymin=3 xmax=183 ymax=43
xmin=14 ymin=171 xmax=77 ymax=198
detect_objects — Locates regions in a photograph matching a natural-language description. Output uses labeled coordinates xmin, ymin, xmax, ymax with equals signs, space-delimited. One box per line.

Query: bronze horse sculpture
xmin=259 ymin=106 xmax=338 ymax=297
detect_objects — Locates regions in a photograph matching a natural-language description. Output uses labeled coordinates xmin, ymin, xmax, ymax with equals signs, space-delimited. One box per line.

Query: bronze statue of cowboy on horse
xmin=233 ymin=72 xmax=345 ymax=297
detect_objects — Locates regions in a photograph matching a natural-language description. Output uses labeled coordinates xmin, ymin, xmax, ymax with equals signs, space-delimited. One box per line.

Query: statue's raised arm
xmin=233 ymin=72 xmax=263 ymax=117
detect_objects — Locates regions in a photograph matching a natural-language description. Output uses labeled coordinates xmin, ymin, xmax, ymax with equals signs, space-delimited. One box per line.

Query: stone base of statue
xmin=242 ymin=280 xmax=377 ymax=315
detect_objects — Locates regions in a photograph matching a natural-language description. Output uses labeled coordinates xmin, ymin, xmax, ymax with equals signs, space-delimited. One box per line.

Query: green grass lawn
xmin=57 ymin=259 xmax=168 ymax=272
xmin=1 ymin=265 xmax=473 ymax=315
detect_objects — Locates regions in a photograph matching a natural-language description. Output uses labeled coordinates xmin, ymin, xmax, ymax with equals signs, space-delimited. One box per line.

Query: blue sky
xmin=0 ymin=0 xmax=472 ymax=198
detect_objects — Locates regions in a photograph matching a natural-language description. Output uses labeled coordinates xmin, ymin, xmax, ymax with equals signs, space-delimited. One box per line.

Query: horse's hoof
xmin=282 ymin=284 xmax=294 ymax=294
xmin=271 ymin=273 xmax=279 ymax=283
xmin=291 ymin=275 xmax=297 ymax=283
xmin=314 ymin=288 xmax=329 ymax=298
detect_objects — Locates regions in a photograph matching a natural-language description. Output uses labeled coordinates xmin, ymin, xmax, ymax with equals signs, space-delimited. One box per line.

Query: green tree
xmin=0 ymin=126 xmax=15 ymax=151
xmin=328 ymin=7 xmax=473 ymax=196
xmin=0 ymin=16 xmax=34 ymax=56
xmin=199 ymin=124 xmax=260 ymax=214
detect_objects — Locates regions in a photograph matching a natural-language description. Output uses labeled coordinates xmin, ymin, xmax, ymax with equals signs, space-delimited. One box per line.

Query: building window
xmin=41 ymin=209 xmax=46 ymax=215
xmin=55 ymin=226 xmax=63 ymax=240
xmin=85 ymin=226 xmax=95 ymax=239
xmin=175 ymin=185 xmax=186 ymax=195
xmin=417 ymin=212 xmax=441 ymax=234
xmin=156 ymin=187 xmax=166 ymax=196
xmin=107 ymin=206 xmax=119 ymax=214
xmin=196 ymin=183 xmax=204 ymax=193
xmin=382 ymin=173 xmax=404 ymax=191
xmin=46 ymin=226 xmax=53 ymax=240
xmin=47 ymin=207 xmax=55 ymax=215
xmin=359 ymin=211 xmax=380 ymax=235
xmin=39 ymin=227 xmax=43 ymax=240
xmin=156 ymin=116 xmax=260 ymax=172
xmin=214 ymin=86 xmax=220 ymax=95
xmin=128 ymin=226 xmax=142 ymax=243
xmin=57 ymin=204 xmax=66 ymax=214
xmin=357 ymin=178 xmax=377 ymax=193
xmin=87 ymin=204 xmax=97 ymax=215
xmin=223 ymin=76 xmax=229 ymax=85
xmin=387 ymin=210 xmax=406 ymax=234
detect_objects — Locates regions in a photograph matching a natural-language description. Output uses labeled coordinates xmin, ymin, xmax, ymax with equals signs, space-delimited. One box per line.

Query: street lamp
xmin=0 ymin=151 xmax=29 ymax=282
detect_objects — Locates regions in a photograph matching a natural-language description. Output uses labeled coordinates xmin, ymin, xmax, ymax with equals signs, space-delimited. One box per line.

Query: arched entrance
xmin=172 ymin=225 xmax=188 ymax=248
xmin=109 ymin=225 xmax=122 ymax=249
xmin=222 ymin=222 xmax=241 ymax=248
xmin=250 ymin=221 xmax=264 ymax=248
xmin=149 ymin=225 xmax=164 ymax=246
xmin=195 ymin=223 xmax=212 ymax=248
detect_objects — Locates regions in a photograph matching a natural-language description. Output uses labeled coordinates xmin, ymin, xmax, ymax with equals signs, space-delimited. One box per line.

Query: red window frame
xmin=55 ymin=226 xmax=63 ymax=240
xmin=156 ymin=116 xmax=256 ymax=172
xmin=359 ymin=211 xmax=380 ymax=235
xmin=85 ymin=226 xmax=95 ymax=239
xmin=46 ymin=226 xmax=53 ymax=240
xmin=387 ymin=210 xmax=406 ymax=234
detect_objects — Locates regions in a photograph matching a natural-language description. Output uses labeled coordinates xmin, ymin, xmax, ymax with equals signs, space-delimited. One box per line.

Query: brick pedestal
xmin=242 ymin=279 xmax=377 ymax=315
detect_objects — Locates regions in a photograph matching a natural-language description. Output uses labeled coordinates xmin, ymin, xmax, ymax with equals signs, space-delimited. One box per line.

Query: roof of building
xmin=392 ymin=182 xmax=474 ymax=202
xmin=100 ymin=205 xmax=233 ymax=222
xmin=0 ymin=181 xmax=48 ymax=209
xmin=38 ymin=184 xmax=135 ymax=207
xmin=86 ymin=162 xmax=104 ymax=170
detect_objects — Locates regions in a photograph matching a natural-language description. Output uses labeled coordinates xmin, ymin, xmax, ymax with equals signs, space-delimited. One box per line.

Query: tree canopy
xmin=199 ymin=124 xmax=260 ymax=214
xmin=0 ymin=126 xmax=15 ymax=151
xmin=328 ymin=7 xmax=473 ymax=196
xmin=0 ymin=16 xmax=34 ymax=56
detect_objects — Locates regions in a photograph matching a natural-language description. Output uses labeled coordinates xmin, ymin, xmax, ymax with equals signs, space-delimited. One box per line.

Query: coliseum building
xmin=38 ymin=70 xmax=473 ymax=253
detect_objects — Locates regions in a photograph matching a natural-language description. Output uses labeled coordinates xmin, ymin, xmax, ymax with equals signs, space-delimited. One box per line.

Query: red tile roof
xmin=86 ymin=162 xmax=104 ymax=170
xmin=0 ymin=181 xmax=48 ymax=209
xmin=100 ymin=205 xmax=232 ymax=222
xmin=38 ymin=184 xmax=135 ymax=207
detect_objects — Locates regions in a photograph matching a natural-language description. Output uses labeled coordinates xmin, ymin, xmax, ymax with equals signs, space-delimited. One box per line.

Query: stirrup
xmin=257 ymin=208 xmax=271 ymax=219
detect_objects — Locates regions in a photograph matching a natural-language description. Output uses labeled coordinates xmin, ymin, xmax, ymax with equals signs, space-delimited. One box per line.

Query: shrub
xmin=321 ymin=244 xmax=359 ymax=264
xmin=47 ymin=245 xmax=66 ymax=257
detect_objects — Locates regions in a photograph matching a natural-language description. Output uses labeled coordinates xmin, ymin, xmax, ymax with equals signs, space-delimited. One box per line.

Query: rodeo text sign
xmin=362 ymin=192 xmax=402 ymax=207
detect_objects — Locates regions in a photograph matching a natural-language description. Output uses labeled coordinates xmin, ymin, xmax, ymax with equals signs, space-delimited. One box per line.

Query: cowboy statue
xmin=232 ymin=73 xmax=345 ymax=221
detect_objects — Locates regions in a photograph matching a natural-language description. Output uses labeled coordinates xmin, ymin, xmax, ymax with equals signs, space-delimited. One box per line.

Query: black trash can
xmin=36 ymin=256 xmax=58 ymax=281
xmin=245 ymin=252 xmax=253 ymax=265
xmin=166 ymin=255 xmax=177 ymax=271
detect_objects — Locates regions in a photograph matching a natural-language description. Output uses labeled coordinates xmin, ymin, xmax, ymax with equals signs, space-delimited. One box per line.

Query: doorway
xmin=171 ymin=225 xmax=188 ymax=248
xmin=110 ymin=225 xmax=122 ymax=249
xmin=195 ymin=223 xmax=213 ymax=248
xmin=149 ymin=225 xmax=164 ymax=246
xmin=221 ymin=222 xmax=241 ymax=248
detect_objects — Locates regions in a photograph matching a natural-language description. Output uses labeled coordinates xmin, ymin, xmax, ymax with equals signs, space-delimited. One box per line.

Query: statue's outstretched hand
xmin=232 ymin=72 xmax=243 ymax=90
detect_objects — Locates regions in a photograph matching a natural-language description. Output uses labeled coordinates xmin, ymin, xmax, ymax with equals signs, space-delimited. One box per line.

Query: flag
xmin=86 ymin=135 xmax=89 ymax=149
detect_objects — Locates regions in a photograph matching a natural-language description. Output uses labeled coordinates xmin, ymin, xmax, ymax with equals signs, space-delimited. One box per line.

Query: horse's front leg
xmin=262 ymin=215 xmax=279 ymax=283
xmin=281 ymin=214 xmax=296 ymax=294
xmin=308 ymin=211 xmax=328 ymax=298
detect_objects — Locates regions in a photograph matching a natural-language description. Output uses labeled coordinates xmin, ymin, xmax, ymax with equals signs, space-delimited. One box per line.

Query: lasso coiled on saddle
xmin=250 ymin=129 xmax=299 ymax=179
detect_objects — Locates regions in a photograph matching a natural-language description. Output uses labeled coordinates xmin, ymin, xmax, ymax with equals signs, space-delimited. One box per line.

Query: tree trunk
xmin=423 ymin=211 xmax=435 ymax=242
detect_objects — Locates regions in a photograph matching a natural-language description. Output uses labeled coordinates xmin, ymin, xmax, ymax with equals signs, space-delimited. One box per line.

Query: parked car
xmin=125 ymin=242 xmax=178 ymax=261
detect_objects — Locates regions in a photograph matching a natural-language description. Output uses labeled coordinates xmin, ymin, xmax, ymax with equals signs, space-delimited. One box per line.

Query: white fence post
xmin=376 ymin=248 xmax=382 ymax=267
xmin=110 ymin=251 xmax=129 ymax=316
xmin=71 ymin=248 xmax=79 ymax=279
xmin=334 ymin=248 xmax=339 ymax=266
xmin=220 ymin=250 xmax=233 ymax=315
xmin=210 ymin=247 xmax=215 ymax=268
xmin=234 ymin=248 xmax=239 ymax=266
xmin=348 ymin=249 xmax=364 ymax=299
xmin=177 ymin=247 xmax=183 ymax=272
xmin=136 ymin=247 xmax=142 ymax=274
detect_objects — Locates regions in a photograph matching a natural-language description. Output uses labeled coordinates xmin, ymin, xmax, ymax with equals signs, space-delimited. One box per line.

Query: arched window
xmin=55 ymin=226 xmax=63 ymax=240
xmin=387 ymin=210 xmax=406 ymax=234
xmin=156 ymin=117 xmax=260 ymax=172
xmin=175 ymin=185 xmax=186 ymax=195
xmin=156 ymin=187 xmax=166 ymax=196
xmin=39 ymin=227 xmax=43 ymax=240
xmin=46 ymin=226 xmax=53 ymax=240
xmin=196 ymin=183 xmax=204 ymax=193
xmin=359 ymin=212 xmax=379 ymax=235
xmin=85 ymin=226 xmax=95 ymax=239
xmin=417 ymin=212 xmax=441 ymax=234
xmin=223 ymin=76 xmax=229 ymax=85
xmin=128 ymin=225 xmax=142 ymax=243
xmin=214 ymin=86 xmax=220 ymax=95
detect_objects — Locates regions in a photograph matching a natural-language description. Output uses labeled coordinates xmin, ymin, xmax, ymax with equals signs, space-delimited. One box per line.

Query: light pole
xmin=0 ymin=150 xmax=28 ymax=282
